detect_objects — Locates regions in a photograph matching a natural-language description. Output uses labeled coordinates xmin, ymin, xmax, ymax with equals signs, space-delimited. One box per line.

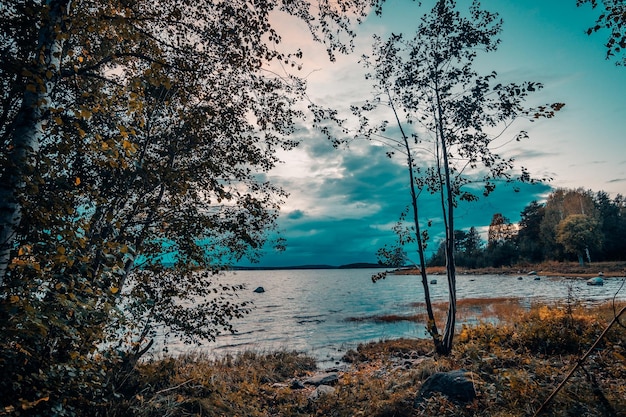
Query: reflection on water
xmin=157 ymin=269 xmax=625 ymax=364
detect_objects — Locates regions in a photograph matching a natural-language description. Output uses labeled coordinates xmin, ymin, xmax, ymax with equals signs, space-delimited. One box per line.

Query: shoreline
xmin=393 ymin=261 xmax=626 ymax=278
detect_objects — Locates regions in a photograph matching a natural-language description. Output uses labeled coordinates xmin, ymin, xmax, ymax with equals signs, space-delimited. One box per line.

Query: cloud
xmin=286 ymin=209 xmax=305 ymax=220
xmin=242 ymin=1 xmax=626 ymax=267
xmin=607 ymin=178 xmax=626 ymax=184
xmin=244 ymin=126 xmax=554 ymax=267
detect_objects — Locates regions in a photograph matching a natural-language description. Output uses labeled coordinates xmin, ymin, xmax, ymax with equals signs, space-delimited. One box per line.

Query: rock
xmin=527 ymin=270 xmax=537 ymax=275
xmin=586 ymin=277 xmax=604 ymax=286
xmin=253 ymin=286 xmax=265 ymax=293
xmin=534 ymin=276 xmax=540 ymax=280
xmin=517 ymin=276 xmax=523 ymax=280
xmin=414 ymin=370 xmax=476 ymax=406
xmin=308 ymin=385 xmax=335 ymax=400
xmin=290 ymin=380 xmax=306 ymax=390
xmin=304 ymin=372 xmax=339 ymax=386
xmin=430 ymin=279 xmax=437 ymax=284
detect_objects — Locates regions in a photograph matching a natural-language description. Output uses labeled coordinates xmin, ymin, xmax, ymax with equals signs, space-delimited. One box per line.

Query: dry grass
xmin=109 ymin=301 xmax=626 ymax=417
xmin=395 ymin=261 xmax=626 ymax=278
xmin=347 ymin=296 xmax=528 ymax=327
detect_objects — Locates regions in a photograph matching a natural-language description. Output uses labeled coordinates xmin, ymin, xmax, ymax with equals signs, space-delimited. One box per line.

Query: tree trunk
xmin=387 ymin=87 xmax=441 ymax=348
xmin=435 ymin=83 xmax=456 ymax=356
xmin=0 ymin=0 xmax=69 ymax=285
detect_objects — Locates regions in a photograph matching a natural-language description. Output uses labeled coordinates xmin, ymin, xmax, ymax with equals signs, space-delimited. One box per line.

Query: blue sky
xmin=240 ymin=0 xmax=626 ymax=267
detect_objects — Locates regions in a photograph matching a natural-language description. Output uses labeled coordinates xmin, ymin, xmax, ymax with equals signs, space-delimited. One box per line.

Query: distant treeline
xmin=428 ymin=188 xmax=626 ymax=268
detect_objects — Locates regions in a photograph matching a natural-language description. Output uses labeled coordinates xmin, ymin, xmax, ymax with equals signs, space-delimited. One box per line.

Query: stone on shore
xmin=308 ymin=385 xmax=335 ymax=400
xmin=253 ymin=286 xmax=265 ymax=293
xmin=304 ymin=372 xmax=339 ymax=386
xmin=414 ymin=370 xmax=477 ymax=406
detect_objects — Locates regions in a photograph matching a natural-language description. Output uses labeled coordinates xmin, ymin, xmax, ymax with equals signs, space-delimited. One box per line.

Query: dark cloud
xmin=242 ymin=144 xmax=553 ymax=267
xmin=286 ymin=210 xmax=305 ymax=220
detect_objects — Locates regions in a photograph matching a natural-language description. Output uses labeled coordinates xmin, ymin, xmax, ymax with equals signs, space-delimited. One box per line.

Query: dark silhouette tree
xmin=594 ymin=191 xmax=626 ymax=260
xmin=486 ymin=213 xmax=517 ymax=267
xmin=517 ymin=201 xmax=547 ymax=262
xmin=578 ymin=0 xmax=626 ymax=65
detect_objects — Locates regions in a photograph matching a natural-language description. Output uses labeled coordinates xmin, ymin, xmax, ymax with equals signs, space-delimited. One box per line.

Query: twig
xmin=152 ymin=378 xmax=197 ymax=396
xmin=533 ymin=305 xmax=626 ymax=416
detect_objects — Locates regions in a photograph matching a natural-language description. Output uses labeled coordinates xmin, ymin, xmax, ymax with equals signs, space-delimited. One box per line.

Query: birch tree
xmin=356 ymin=0 xmax=563 ymax=354
xmin=0 ymin=1 xmax=382 ymax=414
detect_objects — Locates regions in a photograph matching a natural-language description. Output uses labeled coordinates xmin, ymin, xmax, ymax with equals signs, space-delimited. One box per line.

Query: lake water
xmin=161 ymin=269 xmax=625 ymax=365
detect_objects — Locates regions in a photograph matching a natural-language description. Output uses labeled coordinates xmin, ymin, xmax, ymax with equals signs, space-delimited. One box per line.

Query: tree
xmin=453 ymin=228 xmax=485 ymax=268
xmin=429 ymin=227 xmax=485 ymax=268
xmin=356 ymin=0 xmax=563 ymax=354
xmin=0 ymin=1 xmax=382 ymax=414
xmin=486 ymin=213 xmax=517 ymax=267
xmin=539 ymin=188 xmax=598 ymax=260
xmin=578 ymin=0 xmax=626 ymax=65
xmin=487 ymin=213 xmax=517 ymax=245
xmin=517 ymin=200 xmax=546 ymax=262
xmin=594 ymin=191 xmax=626 ymax=260
xmin=556 ymin=214 xmax=603 ymax=264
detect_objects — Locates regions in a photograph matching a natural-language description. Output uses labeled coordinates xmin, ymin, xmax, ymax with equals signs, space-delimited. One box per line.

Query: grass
xmin=104 ymin=299 xmax=626 ymax=417
xmin=395 ymin=261 xmax=626 ymax=278
xmin=346 ymin=297 xmax=528 ymax=328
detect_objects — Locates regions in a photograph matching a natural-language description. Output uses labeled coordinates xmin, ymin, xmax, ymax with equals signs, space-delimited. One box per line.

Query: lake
xmin=160 ymin=268 xmax=625 ymax=365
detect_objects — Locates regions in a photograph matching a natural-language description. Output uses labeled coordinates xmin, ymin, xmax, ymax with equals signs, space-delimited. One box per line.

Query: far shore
xmin=393 ymin=261 xmax=626 ymax=278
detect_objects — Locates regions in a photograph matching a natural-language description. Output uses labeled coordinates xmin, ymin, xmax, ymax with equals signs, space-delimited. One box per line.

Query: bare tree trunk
xmin=386 ymin=88 xmax=441 ymax=347
xmin=0 ymin=0 xmax=69 ymax=285
xmin=435 ymin=83 xmax=456 ymax=355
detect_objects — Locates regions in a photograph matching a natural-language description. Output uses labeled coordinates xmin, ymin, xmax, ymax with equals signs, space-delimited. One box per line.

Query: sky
xmin=239 ymin=0 xmax=626 ymax=268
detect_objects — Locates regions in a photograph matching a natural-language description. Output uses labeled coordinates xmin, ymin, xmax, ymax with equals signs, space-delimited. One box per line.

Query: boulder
xmin=308 ymin=385 xmax=335 ymax=400
xmin=304 ymin=372 xmax=339 ymax=386
xmin=414 ymin=370 xmax=476 ymax=406
xmin=253 ymin=286 xmax=265 ymax=293
xmin=290 ymin=380 xmax=306 ymax=390
xmin=586 ymin=277 xmax=604 ymax=286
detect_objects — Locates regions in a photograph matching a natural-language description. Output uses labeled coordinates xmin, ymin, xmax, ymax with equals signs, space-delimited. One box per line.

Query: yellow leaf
xmin=9 ymin=295 xmax=19 ymax=303
xmin=122 ymin=139 xmax=133 ymax=150
xmin=614 ymin=351 xmax=626 ymax=362
xmin=110 ymin=287 xmax=119 ymax=294
xmin=78 ymin=56 xmax=84 ymax=63
xmin=54 ymin=117 xmax=63 ymax=126
xmin=74 ymin=177 xmax=81 ymax=186
xmin=26 ymin=84 xmax=37 ymax=93
xmin=45 ymin=70 xmax=53 ymax=79
xmin=20 ymin=396 xmax=49 ymax=410
xmin=57 ymin=246 xmax=66 ymax=255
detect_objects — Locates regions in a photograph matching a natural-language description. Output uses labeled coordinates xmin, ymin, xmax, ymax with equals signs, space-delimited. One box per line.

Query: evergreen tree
xmin=517 ymin=201 xmax=546 ymax=262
